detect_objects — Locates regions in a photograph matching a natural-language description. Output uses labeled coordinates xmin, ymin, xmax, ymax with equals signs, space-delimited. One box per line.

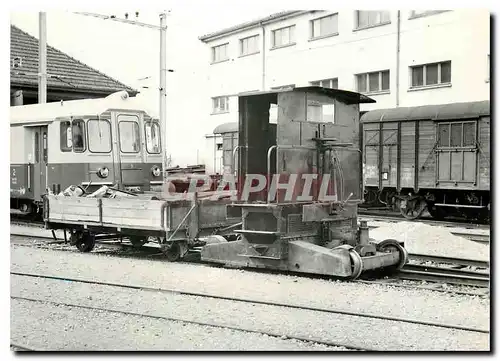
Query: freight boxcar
xmin=360 ymin=100 xmax=490 ymax=221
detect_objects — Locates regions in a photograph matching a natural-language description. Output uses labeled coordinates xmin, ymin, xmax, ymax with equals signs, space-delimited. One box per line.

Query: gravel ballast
xmin=10 ymin=245 xmax=490 ymax=331
xmin=11 ymin=274 xmax=489 ymax=351
xmin=11 ymin=298 xmax=344 ymax=351
xmin=368 ymin=221 xmax=489 ymax=261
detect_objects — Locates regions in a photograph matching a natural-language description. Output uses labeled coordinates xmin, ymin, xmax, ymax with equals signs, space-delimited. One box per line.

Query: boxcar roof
xmin=238 ymin=86 xmax=376 ymax=105
xmin=213 ymin=122 xmax=238 ymax=134
xmin=360 ymin=100 xmax=490 ymax=123
xmin=10 ymin=91 xmax=155 ymax=124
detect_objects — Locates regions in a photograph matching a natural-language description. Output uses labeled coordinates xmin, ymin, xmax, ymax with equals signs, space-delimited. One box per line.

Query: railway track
xmin=10 ymin=231 xmax=490 ymax=296
xmin=11 ymin=271 xmax=489 ymax=338
xmin=397 ymin=264 xmax=489 ymax=288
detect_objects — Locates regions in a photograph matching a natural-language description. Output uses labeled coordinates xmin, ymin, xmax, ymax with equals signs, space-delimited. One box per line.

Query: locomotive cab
xmin=201 ymin=86 xmax=409 ymax=279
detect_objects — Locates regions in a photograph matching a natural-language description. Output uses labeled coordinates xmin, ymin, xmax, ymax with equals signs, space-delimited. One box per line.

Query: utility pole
xmin=39 ymin=12 xmax=47 ymax=104
xmin=74 ymin=11 xmax=170 ymax=182
xmin=159 ymin=12 xmax=167 ymax=181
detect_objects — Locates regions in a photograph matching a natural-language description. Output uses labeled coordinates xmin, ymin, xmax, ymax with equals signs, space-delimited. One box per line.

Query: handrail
xmin=266 ymin=145 xmax=277 ymax=202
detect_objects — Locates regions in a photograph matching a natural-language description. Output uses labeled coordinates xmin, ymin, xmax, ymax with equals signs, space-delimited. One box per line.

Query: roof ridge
xmin=10 ymin=24 xmax=137 ymax=94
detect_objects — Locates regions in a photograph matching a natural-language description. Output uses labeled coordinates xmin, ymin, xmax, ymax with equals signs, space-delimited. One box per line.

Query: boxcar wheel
xmin=75 ymin=232 xmax=96 ymax=253
xmin=399 ymin=198 xmax=426 ymax=220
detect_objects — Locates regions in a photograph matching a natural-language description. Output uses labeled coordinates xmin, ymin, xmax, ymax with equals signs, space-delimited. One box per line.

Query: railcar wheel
xmin=75 ymin=232 xmax=96 ymax=253
xmin=377 ymin=239 xmax=408 ymax=270
xmin=348 ymin=249 xmax=363 ymax=280
xmin=161 ymin=242 xmax=181 ymax=262
xmin=129 ymin=236 xmax=147 ymax=248
xmin=399 ymin=198 xmax=426 ymax=220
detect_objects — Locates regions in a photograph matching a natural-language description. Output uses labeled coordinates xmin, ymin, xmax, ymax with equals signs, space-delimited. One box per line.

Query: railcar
xmin=360 ymin=100 xmax=490 ymax=221
xmin=10 ymin=91 xmax=164 ymax=215
xmin=44 ymin=86 xmax=408 ymax=279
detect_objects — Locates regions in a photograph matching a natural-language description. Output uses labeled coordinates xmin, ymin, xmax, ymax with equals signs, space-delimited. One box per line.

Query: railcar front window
xmin=60 ymin=121 xmax=72 ymax=151
xmin=72 ymin=119 xmax=85 ymax=152
xmin=145 ymin=122 xmax=161 ymax=154
xmin=119 ymin=118 xmax=140 ymax=153
xmin=88 ymin=119 xmax=112 ymax=153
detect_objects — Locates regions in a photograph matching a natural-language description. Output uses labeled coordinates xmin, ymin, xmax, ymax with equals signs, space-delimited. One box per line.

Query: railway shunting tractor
xmin=43 ymin=86 xmax=408 ymax=279
xmin=200 ymin=86 xmax=408 ymax=278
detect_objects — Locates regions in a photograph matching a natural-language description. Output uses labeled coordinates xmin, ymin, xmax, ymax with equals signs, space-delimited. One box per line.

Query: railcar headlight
xmin=97 ymin=167 xmax=109 ymax=179
xmin=152 ymin=166 xmax=161 ymax=177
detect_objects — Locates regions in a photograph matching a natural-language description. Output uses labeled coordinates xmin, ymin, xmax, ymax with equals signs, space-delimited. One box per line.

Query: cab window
xmin=145 ymin=121 xmax=161 ymax=154
xmin=88 ymin=119 xmax=112 ymax=153
xmin=60 ymin=119 xmax=85 ymax=152
xmin=118 ymin=115 xmax=140 ymax=153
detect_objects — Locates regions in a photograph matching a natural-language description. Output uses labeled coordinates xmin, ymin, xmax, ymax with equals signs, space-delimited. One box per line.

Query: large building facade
xmin=199 ymin=10 xmax=490 ymax=174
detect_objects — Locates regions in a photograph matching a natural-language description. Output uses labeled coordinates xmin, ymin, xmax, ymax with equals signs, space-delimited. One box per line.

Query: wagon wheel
xmin=75 ymin=232 xmax=96 ymax=253
xmin=129 ymin=236 xmax=147 ymax=248
xmin=377 ymin=239 xmax=408 ymax=271
xmin=399 ymin=198 xmax=426 ymax=220
xmin=161 ymin=242 xmax=181 ymax=262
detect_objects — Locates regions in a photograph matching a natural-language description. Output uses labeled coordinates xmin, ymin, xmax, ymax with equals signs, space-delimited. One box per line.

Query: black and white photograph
xmin=7 ymin=3 xmax=492 ymax=352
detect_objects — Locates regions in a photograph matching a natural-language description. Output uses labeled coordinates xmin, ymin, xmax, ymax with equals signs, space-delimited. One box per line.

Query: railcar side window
xmin=72 ymin=119 xmax=86 ymax=152
xmin=118 ymin=116 xmax=140 ymax=153
xmin=145 ymin=121 xmax=161 ymax=154
xmin=88 ymin=119 xmax=112 ymax=153
xmin=60 ymin=121 xmax=72 ymax=151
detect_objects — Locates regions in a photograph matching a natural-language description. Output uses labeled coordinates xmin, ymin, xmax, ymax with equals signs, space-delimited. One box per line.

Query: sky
xmin=9 ymin=5 xmax=280 ymax=166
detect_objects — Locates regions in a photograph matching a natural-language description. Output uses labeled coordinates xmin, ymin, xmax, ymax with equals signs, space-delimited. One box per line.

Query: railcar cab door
xmin=112 ymin=111 xmax=147 ymax=191
xmin=31 ymin=125 xmax=48 ymax=201
xmin=143 ymin=116 xmax=163 ymax=187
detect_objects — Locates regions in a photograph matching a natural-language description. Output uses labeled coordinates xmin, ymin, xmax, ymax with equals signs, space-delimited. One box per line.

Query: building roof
xmin=10 ymin=25 xmax=138 ymax=96
xmin=10 ymin=91 xmax=155 ymax=125
xmin=199 ymin=10 xmax=312 ymax=42
xmin=360 ymin=100 xmax=490 ymax=123
xmin=238 ymin=86 xmax=376 ymax=105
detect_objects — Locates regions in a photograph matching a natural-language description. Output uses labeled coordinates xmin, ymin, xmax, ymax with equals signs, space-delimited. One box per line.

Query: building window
xmin=437 ymin=121 xmax=476 ymax=148
xmin=355 ymin=11 xmax=390 ymax=29
xmin=272 ymin=25 xmax=295 ymax=48
xmin=311 ymin=78 xmax=338 ymax=89
xmin=212 ymin=96 xmax=229 ymax=114
xmin=240 ymin=35 xmax=259 ymax=56
xmin=409 ymin=10 xmax=448 ymax=19
xmin=118 ymin=115 xmax=140 ymax=153
xmin=87 ymin=119 xmax=112 ymax=153
xmin=356 ymin=70 xmax=390 ymax=93
xmin=212 ymin=43 xmax=229 ymax=63
xmin=410 ymin=61 xmax=451 ymax=88
xmin=311 ymin=13 xmax=338 ymax=39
